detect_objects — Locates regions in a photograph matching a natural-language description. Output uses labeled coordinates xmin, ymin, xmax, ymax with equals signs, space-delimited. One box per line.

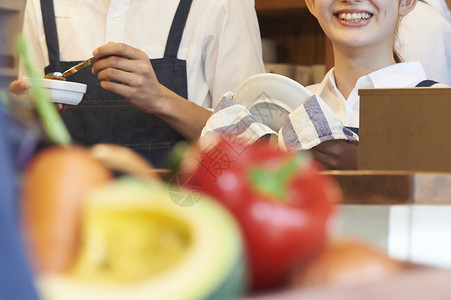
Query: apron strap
xmin=164 ymin=0 xmax=193 ymax=58
xmin=415 ymin=79 xmax=438 ymax=87
xmin=41 ymin=0 xmax=192 ymax=60
xmin=40 ymin=0 xmax=60 ymax=63
xmin=345 ymin=126 xmax=359 ymax=136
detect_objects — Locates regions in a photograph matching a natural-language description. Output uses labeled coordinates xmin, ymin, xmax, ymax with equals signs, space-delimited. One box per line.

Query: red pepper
xmin=181 ymin=137 xmax=338 ymax=291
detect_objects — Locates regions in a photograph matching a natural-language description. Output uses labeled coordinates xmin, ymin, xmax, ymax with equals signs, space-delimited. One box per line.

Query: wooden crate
xmin=358 ymin=88 xmax=451 ymax=173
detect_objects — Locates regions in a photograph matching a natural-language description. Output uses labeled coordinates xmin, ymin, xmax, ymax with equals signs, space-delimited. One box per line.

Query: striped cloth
xmin=200 ymin=92 xmax=359 ymax=150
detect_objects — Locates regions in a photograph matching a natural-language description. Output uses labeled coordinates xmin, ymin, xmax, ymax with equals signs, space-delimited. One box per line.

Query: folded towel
xmin=279 ymin=95 xmax=359 ymax=151
xmin=200 ymin=92 xmax=276 ymax=146
xmin=200 ymin=92 xmax=359 ymax=150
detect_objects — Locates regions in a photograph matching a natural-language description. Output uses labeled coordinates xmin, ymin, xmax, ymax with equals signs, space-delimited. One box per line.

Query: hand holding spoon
xmin=44 ymin=56 xmax=97 ymax=81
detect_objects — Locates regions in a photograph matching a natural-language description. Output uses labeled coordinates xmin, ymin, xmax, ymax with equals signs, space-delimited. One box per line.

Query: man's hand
xmin=9 ymin=80 xmax=29 ymax=95
xmin=92 ymin=42 xmax=164 ymax=114
xmin=91 ymin=42 xmax=212 ymax=141
xmin=9 ymin=80 xmax=67 ymax=113
xmin=310 ymin=140 xmax=358 ymax=170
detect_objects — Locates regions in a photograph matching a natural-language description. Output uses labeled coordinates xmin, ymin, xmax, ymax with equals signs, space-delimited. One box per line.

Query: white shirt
xmin=422 ymin=0 xmax=451 ymax=21
xmin=397 ymin=0 xmax=451 ymax=85
xmin=20 ymin=0 xmax=265 ymax=109
xmin=306 ymin=62 xmax=430 ymax=128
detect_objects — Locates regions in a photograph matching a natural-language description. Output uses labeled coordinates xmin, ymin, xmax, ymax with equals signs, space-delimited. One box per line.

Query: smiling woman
xmin=304 ymin=0 xmax=414 ymax=72
xmin=201 ymin=0 xmax=446 ymax=170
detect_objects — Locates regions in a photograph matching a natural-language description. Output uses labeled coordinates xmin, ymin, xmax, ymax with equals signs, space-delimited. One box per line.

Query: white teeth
xmin=338 ymin=12 xmax=371 ymax=22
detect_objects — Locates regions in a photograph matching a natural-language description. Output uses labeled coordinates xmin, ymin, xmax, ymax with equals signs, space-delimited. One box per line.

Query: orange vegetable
xmin=21 ymin=145 xmax=112 ymax=274
xmin=289 ymin=237 xmax=405 ymax=288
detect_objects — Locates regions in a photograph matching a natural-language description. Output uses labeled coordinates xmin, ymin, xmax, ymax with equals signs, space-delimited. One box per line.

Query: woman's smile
xmin=336 ymin=12 xmax=373 ymax=22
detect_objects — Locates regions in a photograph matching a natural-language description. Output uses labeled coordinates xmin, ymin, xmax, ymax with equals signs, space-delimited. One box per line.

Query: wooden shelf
xmin=255 ymin=0 xmax=307 ymax=11
xmin=256 ymin=6 xmax=325 ymax=66
xmin=0 ymin=2 xmax=23 ymax=12
xmin=0 ymin=0 xmax=26 ymax=88
xmin=255 ymin=0 xmax=334 ymax=72
xmin=0 ymin=55 xmax=15 ymax=68
xmin=0 ymin=68 xmax=18 ymax=78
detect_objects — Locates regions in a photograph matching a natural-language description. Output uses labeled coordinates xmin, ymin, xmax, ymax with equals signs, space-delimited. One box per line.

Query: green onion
xmin=15 ymin=35 xmax=71 ymax=145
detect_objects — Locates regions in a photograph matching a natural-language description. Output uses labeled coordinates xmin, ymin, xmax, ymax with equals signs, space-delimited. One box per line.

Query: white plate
xmin=233 ymin=73 xmax=313 ymax=131
xmin=25 ymin=77 xmax=87 ymax=105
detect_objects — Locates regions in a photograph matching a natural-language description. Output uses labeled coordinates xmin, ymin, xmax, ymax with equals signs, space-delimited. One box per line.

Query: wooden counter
xmin=321 ymin=170 xmax=451 ymax=205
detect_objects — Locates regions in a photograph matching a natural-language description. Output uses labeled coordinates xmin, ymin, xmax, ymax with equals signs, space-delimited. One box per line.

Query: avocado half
xmin=37 ymin=177 xmax=247 ymax=300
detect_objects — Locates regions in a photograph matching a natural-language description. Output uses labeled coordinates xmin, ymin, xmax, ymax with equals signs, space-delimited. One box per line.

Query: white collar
xmin=365 ymin=61 xmax=427 ymax=88
xmin=320 ymin=61 xmax=427 ymax=93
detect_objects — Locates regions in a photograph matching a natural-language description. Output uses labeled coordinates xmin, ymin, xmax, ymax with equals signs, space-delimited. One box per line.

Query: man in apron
xmin=11 ymin=0 xmax=265 ymax=168
xmin=40 ymin=0 xmax=192 ymax=168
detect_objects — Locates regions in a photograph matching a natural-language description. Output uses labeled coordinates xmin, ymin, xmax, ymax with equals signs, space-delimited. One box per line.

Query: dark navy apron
xmin=40 ymin=0 xmax=192 ymax=168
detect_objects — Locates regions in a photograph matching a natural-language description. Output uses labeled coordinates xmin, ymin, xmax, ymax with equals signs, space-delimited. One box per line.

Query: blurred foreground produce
xmin=14 ymin=56 xmax=246 ymax=298
xmin=177 ymin=137 xmax=340 ymax=291
xmin=16 ymin=35 xmax=71 ymax=146
xmin=289 ymin=237 xmax=406 ymax=288
xmin=21 ymin=145 xmax=113 ymax=273
xmin=89 ymin=143 xmax=158 ymax=179
xmin=36 ymin=177 xmax=246 ymax=300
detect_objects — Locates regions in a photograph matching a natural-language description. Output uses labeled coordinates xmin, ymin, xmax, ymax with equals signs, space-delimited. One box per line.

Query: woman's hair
xmin=393 ymin=14 xmax=404 ymax=63
xmin=394 ymin=50 xmax=403 ymax=63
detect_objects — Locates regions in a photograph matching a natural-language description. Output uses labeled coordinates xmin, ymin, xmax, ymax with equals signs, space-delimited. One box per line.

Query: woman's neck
xmin=332 ymin=45 xmax=397 ymax=99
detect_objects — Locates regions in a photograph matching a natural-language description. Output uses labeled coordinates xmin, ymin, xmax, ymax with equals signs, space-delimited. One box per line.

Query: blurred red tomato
xmin=181 ymin=136 xmax=339 ymax=291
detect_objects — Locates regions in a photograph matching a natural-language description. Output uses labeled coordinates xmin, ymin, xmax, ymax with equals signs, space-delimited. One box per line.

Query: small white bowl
xmin=25 ymin=77 xmax=87 ymax=105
